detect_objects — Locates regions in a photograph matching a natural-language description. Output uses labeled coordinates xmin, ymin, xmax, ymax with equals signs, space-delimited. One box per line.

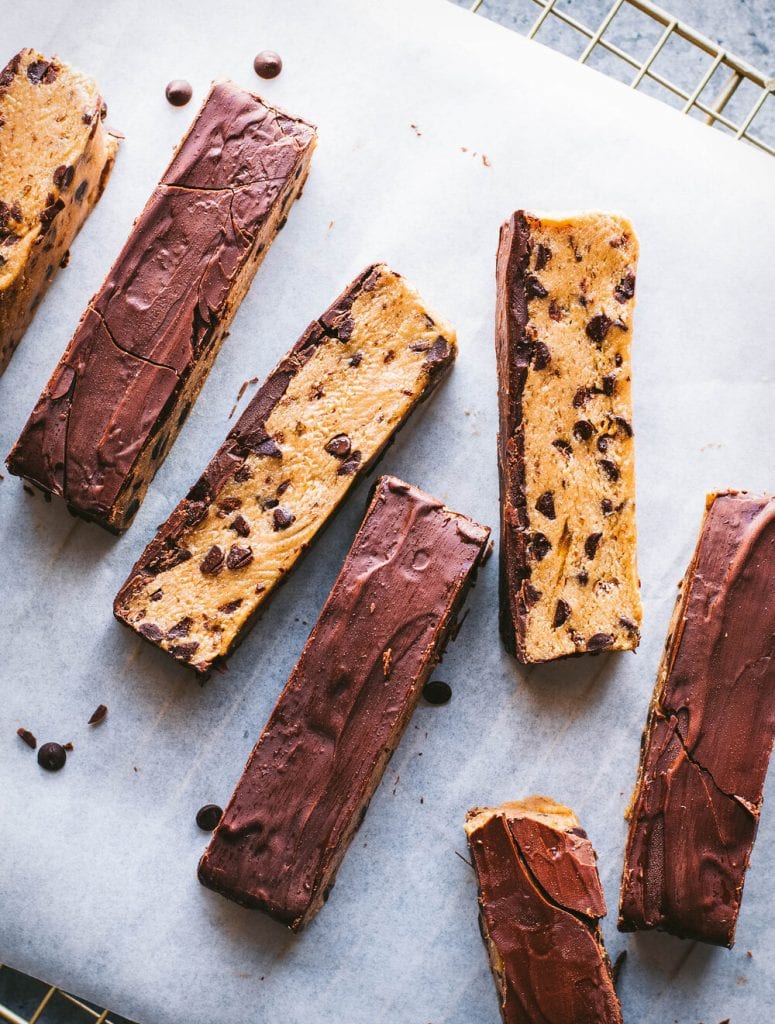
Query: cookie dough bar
xmin=0 ymin=48 xmax=119 ymax=374
xmin=496 ymin=211 xmax=641 ymax=663
xmin=198 ymin=476 xmax=490 ymax=929
xmin=465 ymin=797 xmax=622 ymax=1024
xmin=113 ymin=264 xmax=457 ymax=674
xmin=619 ymin=492 xmax=775 ymax=947
xmin=6 ymin=82 xmax=316 ymax=531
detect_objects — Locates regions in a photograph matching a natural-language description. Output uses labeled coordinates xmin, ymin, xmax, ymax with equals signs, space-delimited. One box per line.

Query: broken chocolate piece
xmin=16 ymin=727 xmax=37 ymax=749
xmin=87 ymin=704 xmax=108 ymax=726
xmin=198 ymin=477 xmax=490 ymax=927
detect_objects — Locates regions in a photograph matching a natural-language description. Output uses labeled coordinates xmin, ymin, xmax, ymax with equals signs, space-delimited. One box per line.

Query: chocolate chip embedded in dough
xmin=532 ymin=342 xmax=551 ymax=370
xmin=523 ymin=582 xmax=542 ymax=608
xmin=587 ymin=632 xmax=614 ymax=652
xmin=573 ymin=420 xmax=594 ymax=442
xmin=584 ymin=533 xmax=602 ymax=560
xmin=534 ymin=244 xmax=552 ymax=271
xmin=599 ymin=459 xmax=620 ymax=482
xmin=585 ymin=314 xmax=612 ymax=346
xmin=200 ymin=545 xmax=225 ymax=576
xmin=53 ymin=164 xmax=75 ymax=189
xmin=230 ymin=514 xmax=251 ymax=537
xmin=525 ymin=275 xmax=548 ymax=299
xmin=552 ymin=439 xmax=573 ymax=459
xmin=226 ymin=544 xmax=254 ymax=570
xmin=325 ymin=434 xmax=352 ymax=458
xmin=167 ymin=617 xmax=193 ymax=639
xmin=169 ymin=641 xmax=200 ymax=659
xmin=138 ymin=622 xmax=164 ymax=642
xmin=614 ymin=272 xmax=636 ymax=303
xmin=530 ymin=533 xmax=551 ymax=561
xmin=337 ymin=451 xmax=362 ymax=476
xmin=602 ymin=374 xmax=617 ymax=396
xmin=272 ymin=507 xmax=294 ymax=531
xmin=552 ymin=600 xmax=570 ymax=628
xmin=27 ymin=60 xmax=58 ymax=85
xmin=535 ymin=491 xmax=556 ymax=520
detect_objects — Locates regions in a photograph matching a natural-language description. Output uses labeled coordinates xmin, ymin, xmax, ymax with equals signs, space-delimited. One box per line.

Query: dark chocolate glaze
xmin=495 ymin=212 xmax=532 ymax=661
xmin=113 ymin=264 xmax=456 ymax=672
xmin=6 ymin=82 xmax=316 ymax=529
xmin=468 ymin=809 xmax=622 ymax=1024
xmin=620 ymin=492 xmax=775 ymax=946
xmin=198 ymin=476 xmax=490 ymax=928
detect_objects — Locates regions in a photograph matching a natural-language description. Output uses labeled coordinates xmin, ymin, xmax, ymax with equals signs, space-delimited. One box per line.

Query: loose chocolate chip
xmin=349 ymin=350 xmax=363 ymax=367
xmin=614 ymin=416 xmax=633 ymax=436
xmin=138 ymin=622 xmax=164 ymax=642
xmin=614 ymin=272 xmax=636 ymax=303
xmin=577 ymin=571 xmax=589 ymax=586
xmin=585 ymin=314 xmax=612 ymax=346
xmin=572 ymin=386 xmax=590 ymax=408
xmin=38 ymin=742 xmax=66 ymax=771
xmin=531 ymin=533 xmax=551 ymax=561
xmin=27 ymin=60 xmax=57 ymax=85
xmin=75 ymin=180 xmax=88 ymax=203
xmin=534 ymin=243 xmax=552 ymax=271
xmin=254 ymin=50 xmax=283 ymax=79
xmin=226 ymin=544 xmax=254 ymax=570
xmin=196 ymin=804 xmax=223 ymax=831
xmin=602 ymin=373 xmax=617 ymax=396
xmin=552 ymin=439 xmax=573 ymax=458
xmin=169 ymin=641 xmax=200 ymax=660
xmin=599 ymin=459 xmax=620 ymax=482
xmin=230 ymin=514 xmax=251 ymax=537
xmin=535 ymin=491 xmax=556 ymax=520
xmin=337 ymin=451 xmax=362 ymax=476
xmin=597 ymin=436 xmax=609 ymax=453
xmin=167 ymin=617 xmax=193 ymax=639
xmin=165 ymin=79 xmax=193 ymax=106
xmin=525 ymin=275 xmax=548 ymax=299
xmin=532 ymin=341 xmax=551 ymax=370
xmin=587 ymin=632 xmax=614 ymax=652
xmin=88 ymin=705 xmax=108 ymax=726
xmin=218 ymin=599 xmax=243 ymax=614
xmin=422 ymin=680 xmax=452 ymax=705
xmin=53 ymin=164 xmax=75 ymax=189
xmin=552 ymin=600 xmax=570 ymax=628
xmin=619 ymin=616 xmax=640 ymax=637
xmin=573 ymin=420 xmax=594 ymax=441
xmin=200 ymin=545 xmax=225 ymax=575
xmin=523 ymin=582 xmax=542 ymax=608
xmin=254 ymin=437 xmax=282 ymax=458
xmin=272 ymin=507 xmax=295 ymax=531
xmin=17 ymin=727 xmax=37 ymax=749
xmin=325 ymin=434 xmax=352 ymax=458
xmin=601 ymin=498 xmax=614 ymax=515
xmin=585 ymin=532 xmax=602 ymax=559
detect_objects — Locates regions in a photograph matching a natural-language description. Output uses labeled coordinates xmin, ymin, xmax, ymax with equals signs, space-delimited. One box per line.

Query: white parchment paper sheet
xmin=1 ymin=1 xmax=773 ymax=1021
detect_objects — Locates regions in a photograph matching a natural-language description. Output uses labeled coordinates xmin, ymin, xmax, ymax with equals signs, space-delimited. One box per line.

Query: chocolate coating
xmin=6 ymin=82 xmax=316 ymax=531
xmin=198 ymin=476 xmax=490 ymax=929
xmin=254 ymin=51 xmax=282 ymax=79
xmin=467 ymin=801 xmax=621 ymax=1024
xmin=165 ymin=79 xmax=192 ymax=106
xmin=619 ymin=492 xmax=775 ymax=947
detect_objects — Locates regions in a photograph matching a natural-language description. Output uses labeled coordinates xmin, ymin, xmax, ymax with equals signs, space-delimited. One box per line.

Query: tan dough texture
xmin=0 ymin=48 xmax=119 ymax=374
xmin=114 ymin=266 xmax=457 ymax=673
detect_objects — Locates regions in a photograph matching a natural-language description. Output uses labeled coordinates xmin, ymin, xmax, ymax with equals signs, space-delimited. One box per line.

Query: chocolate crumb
xmin=167 ymin=617 xmax=193 ymax=639
xmin=577 ymin=571 xmax=589 ymax=586
xmin=88 ymin=704 xmax=108 ymax=726
xmin=17 ymin=727 xmax=37 ymax=749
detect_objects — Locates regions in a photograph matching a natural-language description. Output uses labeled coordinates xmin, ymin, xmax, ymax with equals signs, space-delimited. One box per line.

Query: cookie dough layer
xmin=465 ymin=797 xmax=622 ymax=1024
xmin=6 ymin=82 xmax=316 ymax=532
xmin=496 ymin=210 xmax=641 ymax=663
xmin=0 ymin=48 xmax=119 ymax=375
xmin=619 ymin=492 xmax=775 ymax=947
xmin=199 ymin=476 xmax=490 ymax=929
xmin=114 ymin=265 xmax=457 ymax=673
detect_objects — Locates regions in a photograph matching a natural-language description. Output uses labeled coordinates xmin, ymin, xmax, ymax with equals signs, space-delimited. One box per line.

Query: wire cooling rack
xmin=469 ymin=0 xmax=775 ymax=156
xmin=0 ymin=2 xmax=771 ymax=1023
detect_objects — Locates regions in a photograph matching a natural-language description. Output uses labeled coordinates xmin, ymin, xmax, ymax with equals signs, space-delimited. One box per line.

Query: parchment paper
xmin=1 ymin=1 xmax=773 ymax=1021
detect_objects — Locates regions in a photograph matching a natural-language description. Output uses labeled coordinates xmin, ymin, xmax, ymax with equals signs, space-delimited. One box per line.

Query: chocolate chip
xmin=226 ymin=544 xmax=254 ymax=570
xmin=585 ymin=532 xmax=602 ymax=559
xmin=422 ymin=680 xmax=452 ymax=705
xmin=261 ymin=497 xmax=279 ymax=511
xmin=525 ymin=275 xmax=547 ymax=299
xmin=535 ymin=491 xmax=556 ymax=520
xmin=196 ymin=804 xmax=223 ymax=831
xmin=325 ymin=434 xmax=352 ymax=458
xmin=599 ymin=459 xmax=620 ymax=482
xmin=534 ymin=243 xmax=552 ymax=271
xmin=169 ymin=641 xmax=200 ymax=660
xmin=167 ymin=617 xmax=193 ymax=639
xmin=254 ymin=437 xmax=282 ymax=458
xmin=532 ymin=341 xmax=551 ymax=370
xmin=218 ymin=599 xmax=243 ymax=614
xmin=577 ymin=571 xmax=589 ymax=586
xmin=337 ymin=451 xmax=362 ymax=476
xmin=59 ymin=250 xmax=70 ymax=269
xmin=27 ymin=60 xmax=57 ymax=85
xmin=138 ymin=623 xmax=164 ymax=642
xmin=614 ymin=353 xmax=623 ymax=367
xmin=587 ymin=633 xmax=614 ymax=652
xmin=614 ymin=416 xmax=633 ymax=436
xmin=425 ymin=336 xmax=451 ymax=366
xmin=597 ymin=436 xmax=609 ymax=453
xmin=552 ymin=439 xmax=573 ymax=458
xmin=602 ymin=373 xmax=617 ymax=396
xmin=272 ymin=507 xmax=294 ymax=531
xmin=37 ymin=742 xmax=66 ymax=771
xmin=233 ymin=464 xmax=252 ymax=483
xmin=523 ymin=582 xmax=542 ymax=608
xmin=146 ymin=546 xmax=192 ymax=574
xmin=601 ymin=498 xmax=614 ymax=515
xmin=572 ymin=387 xmax=589 ymax=408
xmin=531 ymin=533 xmax=551 ymax=561
xmin=227 ymin=515 xmax=250 ymax=538
xmin=75 ymin=180 xmax=88 ymax=203
xmin=548 ymin=299 xmax=564 ymax=322
xmin=573 ymin=420 xmax=594 ymax=441
xmin=614 ymin=272 xmax=636 ymax=303
xmin=88 ymin=705 xmax=108 ymax=726
xmin=254 ymin=50 xmax=283 ymax=79
xmin=276 ymin=479 xmax=291 ymax=497
xmin=619 ymin=616 xmax=640 ymax=637
xmin=349 ymin=350 xmax=363 ymax=367
xmin=40 ymin=195 xmax=65 ymax=232
xmin=552 ymin=600 xmax=570 ymax=628
xmin=585 ymin=314 xmax=612 ymax=346
xmin=165 ymin=79 xmax=192 ymax=106
xmin=200 ymin=545 xmax=225 ymax=575
xmin=53 ymin=164 xmax=75 ymax=189
xmin=17 ymin=727 xmax=37 ymax=749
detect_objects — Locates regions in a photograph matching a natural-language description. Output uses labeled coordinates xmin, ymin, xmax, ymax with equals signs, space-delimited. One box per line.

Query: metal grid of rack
xmin=0 ymin=964 xmax=134 ymax=1024
xmin=470 ymin=0 xmax=775 ymax=156
xmin=0 ymin=2 xmax=771 ymax=1023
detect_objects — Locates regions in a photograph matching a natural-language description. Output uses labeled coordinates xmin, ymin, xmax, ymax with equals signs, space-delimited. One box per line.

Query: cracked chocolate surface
xmin=496 ymin=210 xmax=641 ymax=663
xmin=198 ymin=476 xmax=490 ymax=929
xmin=114 ymin=264 xmax=457 ymax=674
xmin=6 ymin=82 xmax=316 ymax=530
xmin=466 ymin=797 xmax=622 ymax=1024
xmin=0 ymin=48 xmax=119 ymax=375
xmin=619 ymin=492 xmax=775 ymax=947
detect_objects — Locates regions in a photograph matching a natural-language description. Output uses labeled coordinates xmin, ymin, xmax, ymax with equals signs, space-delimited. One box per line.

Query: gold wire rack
xmin=0 ymin=2 xmax=771 ymax=1023
xmin=470 ymin=0 xmax=775 ymax=156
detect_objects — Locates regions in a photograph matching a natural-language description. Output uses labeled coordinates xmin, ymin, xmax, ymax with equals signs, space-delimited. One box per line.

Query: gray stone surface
xmin=453 ymin=0 xmax=775 ymax=149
